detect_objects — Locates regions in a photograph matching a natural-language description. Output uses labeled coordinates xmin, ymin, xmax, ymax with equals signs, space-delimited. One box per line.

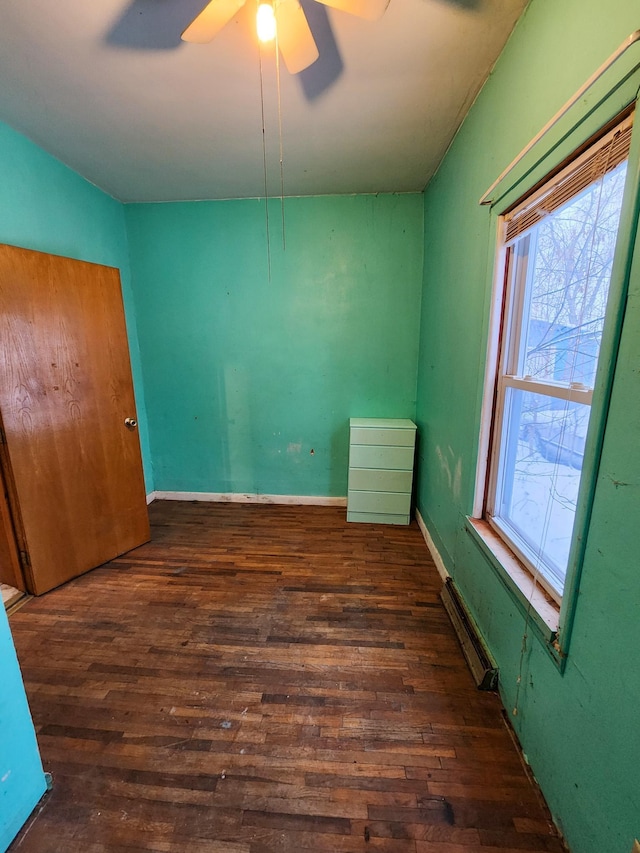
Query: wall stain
xmin=608 ymin=475 xmax=632 ymax=488
xmin=435 ymin=445 xmax=462 ymax=500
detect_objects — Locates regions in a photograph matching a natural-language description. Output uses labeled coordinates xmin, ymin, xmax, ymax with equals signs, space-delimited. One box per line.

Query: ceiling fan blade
xmin=314 ymin=0 xmax=390 ymax=22
xmin=274 ymin=0 xmax=319 ymax=74
xmin=182 ymin=0 xmax=247 ymax=43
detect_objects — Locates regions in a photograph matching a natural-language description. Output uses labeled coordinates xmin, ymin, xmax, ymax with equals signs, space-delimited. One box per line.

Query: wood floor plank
xmin=8 ymin=502 xmax=563 ymax=852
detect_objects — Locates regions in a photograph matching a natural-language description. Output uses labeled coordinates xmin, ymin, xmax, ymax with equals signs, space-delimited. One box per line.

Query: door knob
xmin=124 ymin=417 xmax=138 ymax=430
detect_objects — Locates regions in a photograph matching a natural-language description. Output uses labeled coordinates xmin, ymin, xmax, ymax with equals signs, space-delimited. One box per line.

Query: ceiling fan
xmin=181 ymin=0 xmax=390 ymax=74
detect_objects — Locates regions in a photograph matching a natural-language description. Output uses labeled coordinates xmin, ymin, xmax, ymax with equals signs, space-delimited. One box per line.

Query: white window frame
xmin=486 ymin=236 xmax=594 ymax=603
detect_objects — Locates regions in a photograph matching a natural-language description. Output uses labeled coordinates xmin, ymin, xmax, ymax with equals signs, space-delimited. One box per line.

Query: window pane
xmin=496 ymin=388 xmax=590 ymax=593
xmin=519 ymin=162 xmax=627 ymax=387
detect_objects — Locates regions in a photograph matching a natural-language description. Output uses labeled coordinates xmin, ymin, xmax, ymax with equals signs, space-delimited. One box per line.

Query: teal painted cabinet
xmin=347 ymin=418 xmax=416 ymax=524
xmin=0 ymin=608 xmax=46 ymax=852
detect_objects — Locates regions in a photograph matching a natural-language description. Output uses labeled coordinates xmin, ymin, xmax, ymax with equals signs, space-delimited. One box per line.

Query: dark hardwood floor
xmin=8 ymin=501 xmax=564 ymax=852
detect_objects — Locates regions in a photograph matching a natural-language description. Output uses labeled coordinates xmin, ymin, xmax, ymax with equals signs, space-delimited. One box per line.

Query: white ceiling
xmin=0 ymin=0 xmax=528 ymax=202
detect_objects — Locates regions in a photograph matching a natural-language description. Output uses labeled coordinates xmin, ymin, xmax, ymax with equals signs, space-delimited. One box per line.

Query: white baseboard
xmin=146 ymin=491 xmax=156 ymax=505
xmin=150 ymin=491 xmax=347 ymax=507
xmin=416 ymin=508 xmax=450 ymax=582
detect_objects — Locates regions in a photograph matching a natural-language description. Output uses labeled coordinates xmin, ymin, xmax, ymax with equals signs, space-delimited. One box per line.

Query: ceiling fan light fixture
xmin=257 ymin=2 xmax=277 ymax=42
xmin=182 ymin=0 xmax=386 ymax=67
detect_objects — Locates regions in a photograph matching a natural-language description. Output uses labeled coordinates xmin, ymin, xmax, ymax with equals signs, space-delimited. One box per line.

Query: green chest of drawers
xmin=347 ymin=418 xmax=417 ymax=525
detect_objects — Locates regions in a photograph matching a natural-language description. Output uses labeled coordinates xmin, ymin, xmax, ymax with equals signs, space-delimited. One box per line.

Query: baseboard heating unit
xmin=440 ymin=578 xmax=498 ymax=691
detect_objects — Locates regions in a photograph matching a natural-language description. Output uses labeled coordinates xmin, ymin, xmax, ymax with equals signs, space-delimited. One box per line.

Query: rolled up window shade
xmin=504 ymin=114 xmax=633 ymax=245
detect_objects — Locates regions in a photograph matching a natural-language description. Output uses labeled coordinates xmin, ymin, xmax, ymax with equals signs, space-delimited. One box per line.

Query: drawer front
xmin=348 ymin=467 xmax=413 ymax=493
xmin=348 ymin=490 xmax=411 ymax=515
xmin=350 ymin=417 xmax=416 ymax=430
xmin=350 ymin=427 xmax=415 ymax=447
xmin=347 ymin=511 xmax=410 ymax=525
xmin=349 ymin=444 xmax=415 ymax=471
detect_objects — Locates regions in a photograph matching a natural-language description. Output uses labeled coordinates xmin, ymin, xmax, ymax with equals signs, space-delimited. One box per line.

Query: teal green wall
xmin=0 ymin=606 xmax=46 ymax=851
xmin=125 ymin=194 xmax=423 ymax=496
xmin=0 ymin=122 xmax=152 ymax=490
xmin=415 ymin=2 xmax=640 ymax=853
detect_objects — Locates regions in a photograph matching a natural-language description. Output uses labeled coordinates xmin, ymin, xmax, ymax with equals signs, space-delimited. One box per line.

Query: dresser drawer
xmin=347 ymin=511 xmax=410 ymax=525
xmin=348 ymin=444 xmax=414 ymax=471
xmin=347 ymin=490 xmax=411 ymax=515
xmin=350 ymin=426 xmax=416 ymax=447
xmin=348 ymin=467 xmax=413 ymax=493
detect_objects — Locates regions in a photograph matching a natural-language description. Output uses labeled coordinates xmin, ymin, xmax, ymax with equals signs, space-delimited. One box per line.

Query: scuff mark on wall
xmin=287 ymin=443 xmax=302 ymax=454
xmin=608 ymin=474 xmax=632 ymax=488
xmin=435 ymin=445 xmax=463 ymax=501
xmin=453 ymin=456 xmax=462 ymax=502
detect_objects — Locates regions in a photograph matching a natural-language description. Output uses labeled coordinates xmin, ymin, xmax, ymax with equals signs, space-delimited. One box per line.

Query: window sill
xmin=465 ymin=517 xmax=560 ymax=647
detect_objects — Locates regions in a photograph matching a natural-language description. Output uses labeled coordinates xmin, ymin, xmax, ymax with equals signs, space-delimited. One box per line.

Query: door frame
xmin=0 ymin=418 xmax=28 ymax=592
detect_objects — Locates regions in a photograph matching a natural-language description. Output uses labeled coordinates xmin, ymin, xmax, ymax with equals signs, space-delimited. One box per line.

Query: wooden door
xmin=0 ymin=244 xmax=150 ymax=595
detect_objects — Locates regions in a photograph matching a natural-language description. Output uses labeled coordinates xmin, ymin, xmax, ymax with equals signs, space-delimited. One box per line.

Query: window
xmin=483 ymin=115 xmax=632 ymax=603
